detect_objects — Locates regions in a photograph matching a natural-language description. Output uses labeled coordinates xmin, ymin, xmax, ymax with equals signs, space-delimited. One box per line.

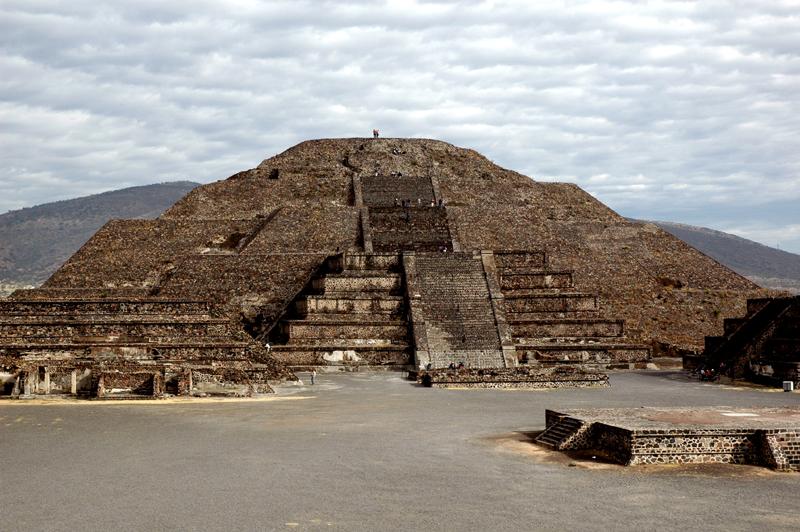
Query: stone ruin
xmin=535 ymin=407 xmax=800 ymax=471
xmin=0 ymin=138 xmax=770 ymax=398
xmin=693 ymin=295 xmax=800 ymax=387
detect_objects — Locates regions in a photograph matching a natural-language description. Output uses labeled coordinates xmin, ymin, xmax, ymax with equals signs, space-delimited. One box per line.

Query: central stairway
xmin=405 ymin=251 xmax=508 ymax=369
xmin=269 ymin=252 xmax=413 ymax=369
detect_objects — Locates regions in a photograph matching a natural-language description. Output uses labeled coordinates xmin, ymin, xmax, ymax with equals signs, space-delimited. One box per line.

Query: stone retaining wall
xmin=540 ymin=408 xmax=800 ymax=470
xmin=419 ymin=366 xmax=609 ymax=388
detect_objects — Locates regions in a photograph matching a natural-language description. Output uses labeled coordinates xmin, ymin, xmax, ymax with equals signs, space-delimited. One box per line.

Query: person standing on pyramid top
xmin=373 ymin=129 xmax=379 ymax=138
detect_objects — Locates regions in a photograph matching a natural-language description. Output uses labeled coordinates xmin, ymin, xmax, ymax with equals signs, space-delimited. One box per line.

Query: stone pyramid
xmin=0 ymin=138 xmax=768 ymax=398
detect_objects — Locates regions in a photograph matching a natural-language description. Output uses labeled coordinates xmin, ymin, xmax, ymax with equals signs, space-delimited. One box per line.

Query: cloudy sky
xmin=1 ymin=1 xmax=799 ymax=251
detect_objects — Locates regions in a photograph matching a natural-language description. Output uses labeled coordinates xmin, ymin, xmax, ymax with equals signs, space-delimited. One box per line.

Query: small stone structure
xmin=418 ymin=366 xmax=609 ymax=389
xmin=535 ymin=407 xmax=800 ymax=471
xmin=0 ymin=298 xmax=288 ymax=399
xmin=695 ymin=296 xmax=799 ymax=387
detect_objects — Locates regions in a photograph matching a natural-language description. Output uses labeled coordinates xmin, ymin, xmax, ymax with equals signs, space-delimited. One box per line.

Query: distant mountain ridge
xmin=0 ymin=181 xmax=199 ymax=289
xmin=632 ymin=219 xmax=800 ymax=294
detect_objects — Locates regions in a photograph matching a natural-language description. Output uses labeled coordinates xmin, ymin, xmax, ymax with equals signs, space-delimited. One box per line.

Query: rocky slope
xmin=633 ymin=220 xmax=800 ymax=294
xmin=0 ymin=181 xmax=199 ymax=291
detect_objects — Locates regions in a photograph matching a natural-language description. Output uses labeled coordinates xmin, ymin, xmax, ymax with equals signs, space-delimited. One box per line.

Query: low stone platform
xmin=536 ymin=407 xmax=800 ymax=471
xmin=417 ymin=366 xmax=609 ymax=389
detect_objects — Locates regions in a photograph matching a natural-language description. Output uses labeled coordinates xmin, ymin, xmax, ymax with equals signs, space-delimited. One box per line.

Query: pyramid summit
xmin=0 ymin=137 xmax=768 ymax=397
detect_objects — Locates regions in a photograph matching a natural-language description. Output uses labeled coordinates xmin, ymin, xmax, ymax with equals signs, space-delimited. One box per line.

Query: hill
xmin=637 ymin=220 xmax=800 ymax=294
xmin=0 ymin=181 xmax=199 ymax=289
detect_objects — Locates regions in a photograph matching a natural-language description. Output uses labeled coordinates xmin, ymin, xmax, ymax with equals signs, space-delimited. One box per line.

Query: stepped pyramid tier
xmin=268 ymin=253 xmax=413 ymax=370
xmin=696 ymin=295 xmax=800 ymax=387
xmin=0 ymin=138 xmax=771 ymax=397
xmin=0 ymin=297 xmax=291 ymax=398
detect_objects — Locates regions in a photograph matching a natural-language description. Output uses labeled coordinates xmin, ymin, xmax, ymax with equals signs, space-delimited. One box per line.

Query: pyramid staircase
xmin=268 ymin=252 xmax=413 ymax=369
xmin=0 ymin=296 xmax=279 ymax=397
xmin=703 ymin=296 xmax=800 ymax=385
xmin=406 ymin=251 xmax=509 ymax=369
xmin=359 ymin=173 xmax=456 ymax=253
xmin=493 ymin=251 xmax=650 ymax=369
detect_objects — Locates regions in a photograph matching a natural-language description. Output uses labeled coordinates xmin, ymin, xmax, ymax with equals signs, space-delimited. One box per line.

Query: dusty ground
xmin=1 ymin=370 xmax=798 ymax=531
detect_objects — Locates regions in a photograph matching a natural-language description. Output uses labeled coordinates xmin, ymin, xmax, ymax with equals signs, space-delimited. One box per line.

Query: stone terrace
xmin=493 ymin=251 xmax=651 ymax=369
xmin=268 ymin=252 xmax=413 ymax=370
xmin=0 ymin=296 xmax=288 ymax=398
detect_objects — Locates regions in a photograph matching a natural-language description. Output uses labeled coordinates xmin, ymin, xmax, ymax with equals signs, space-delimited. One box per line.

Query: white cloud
xmin=0 ymin=0 xmax=798 ymax=251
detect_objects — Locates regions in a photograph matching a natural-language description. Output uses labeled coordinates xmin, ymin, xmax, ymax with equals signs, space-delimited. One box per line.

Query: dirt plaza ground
xmin=1 ymin=371 xmax=798 ymax=531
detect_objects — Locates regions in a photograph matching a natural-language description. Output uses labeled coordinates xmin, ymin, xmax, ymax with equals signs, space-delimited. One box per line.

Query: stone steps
xmin=0 ymin=321 xmax=234 ymax=339
xmin=269 ymin=344 xmax=412 ymax=367
xmin=9 ymin=288 xmax=154 ymax=300
xmin=410 ymin=252 xmax=505 ymax=368
xmin=504 ymin=310 xmax=601 ymax=321
xmin=0 ymin=342 xmax=255 ymax=362
xmin=427 ymin=349 xmax=507 ymax=369
xmin=280 ymin=320 xmax=409 ymax=341
xmin=500 ymin=271 xmax=574 ymax=290
xmin=270 ymin=251 xmax=412 ymax=368
xmin=341 ymin=252 xmax=401 ymax=272
xmin=515 ymin=341 xmax=651 ymax=365
xmin=493 ymin=251 xmax=548 ymax=270
xmin=509 ymin=319 xmax=624 ymax=338
xmin=702 ymin=296 xmax=798 ymax=384
xmin=0 ymin=335 xmax=249 ymax=346
xmin=298 ymin=312 xmax=403 ymax=322
xmin=760 ymin=431 xmax=800 ymax=471
xmin=369 ymin=207 xmax=452 ymax=252
xmin=313 ymin=272 xmax=402 ymax=293
xmin=0 ymin=314 xmax=224 ymax=324
xmin=535 ymin=417 xmax=582 ymax=449
xmin=297 ymin=294 xmax=403 ymax=315
xmin=361 ymin=174 xmax=436 ymax=207
xmin=494 ymin=249 xmax=651 ymax=367
xmin=504 ymin=293 xmax=598 ymax=313
xmin=282 ymin=337 xmax=408 ymax=348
